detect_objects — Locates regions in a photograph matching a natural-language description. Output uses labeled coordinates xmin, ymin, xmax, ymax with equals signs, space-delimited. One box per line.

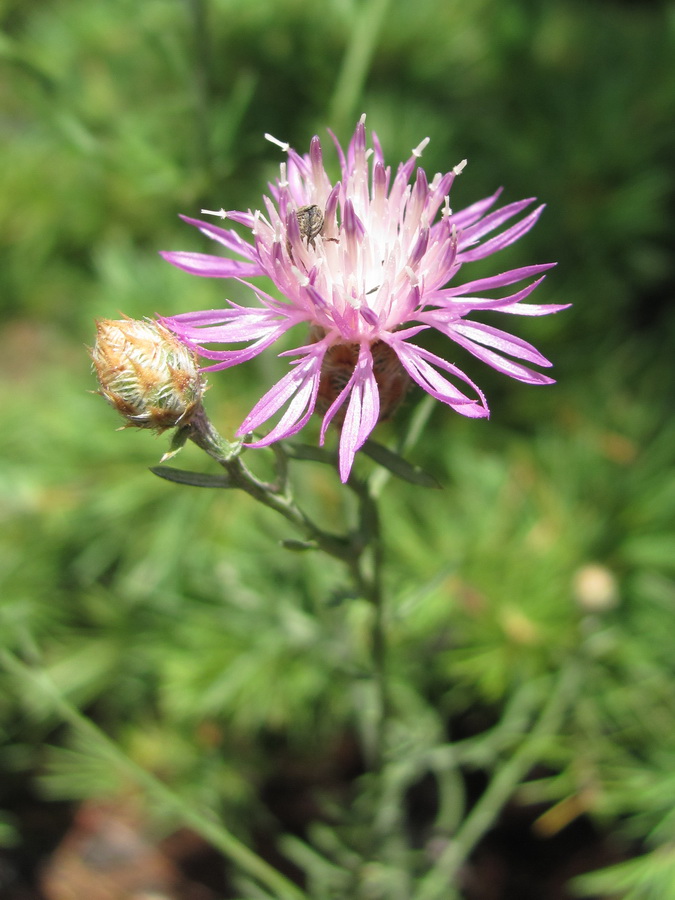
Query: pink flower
xmin=161 ymin=115 xmax=568 ymax=482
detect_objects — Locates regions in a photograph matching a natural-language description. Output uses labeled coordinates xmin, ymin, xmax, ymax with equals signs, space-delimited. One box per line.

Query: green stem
xmin=370 ymin=549 xmax=388 ymax=772
xmin=193 ymin=413 xmax=391 ymax=784
xmin=360 ymin=483 xmax=389 ymax=772
xmin=0 ymin=649 xmax=309 ymax=900
xmin=414 ymin=664 xmax=581 ymax=900
xmin=328 ymin=474 xmax=388 ymax=779
xmin=328 ymin=0 xmax=393 ymax=133
xmin=227 ymin=457 xmax=353 ymax=559
xmin=187 ymin=411 xmax=353 ymax=562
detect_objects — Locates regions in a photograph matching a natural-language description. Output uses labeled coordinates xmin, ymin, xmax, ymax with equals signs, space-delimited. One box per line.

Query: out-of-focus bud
xmin=91 ymin=318 xmax=205 ymax=432
xmin=573 ymin=563 xmax=619 ymax=612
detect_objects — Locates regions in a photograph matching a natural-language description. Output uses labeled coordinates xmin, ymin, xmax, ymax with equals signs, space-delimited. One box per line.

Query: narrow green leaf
xmin=362 ymin=440 xmax=440 ymax=488
xmin=280 ymin=539 xmax=319 ymax=552
xmin=149 ymin=465 xmax=233 ymax=488
xmin=282 ymin=442 xmax=338 ymax=465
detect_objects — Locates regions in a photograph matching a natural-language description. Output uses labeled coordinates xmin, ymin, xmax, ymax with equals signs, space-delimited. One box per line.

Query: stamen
xmin=278 ymin=162 xmax=288 ymax=188
xmin=412 ymin=137 xmax=431 ymax=158
xmin=365 ymin=148 xmax=374 ymax=160
xmin=359 ymin=113 xmax=367 ymax=125
xmin=200 ymin=208 xmax=227 ymax=219
xmin=453 ymin=158 xmax=468 ymax=176
xmin=405 ymin=265 xmax=419 ymax=287
xmin=265 ymin=133 xmax=290 ymax=152
xmin=442 ymin=195 xmax=452 ymax=218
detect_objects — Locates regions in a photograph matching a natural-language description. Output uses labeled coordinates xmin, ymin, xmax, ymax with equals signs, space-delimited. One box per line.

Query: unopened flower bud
xmin=573 ymin=563 xmax=619 ymax=612
xmin=91 ymin=318 xmax=205 ymax=431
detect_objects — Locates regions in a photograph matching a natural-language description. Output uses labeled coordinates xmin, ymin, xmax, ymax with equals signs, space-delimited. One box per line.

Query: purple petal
xmin=460 ymin=199 xmax=537 ymax=246
xmin=239 ymin=348 xmax=327 ymax=441
xmin=160 ymin=251 xmax=263 ymax=278
xmin=452 ymin=321 xmax=553 ymax=367
xmin=337 ymin=349 xmax=380 ymax=482
xmin=343 ymin=199 xmax=366 ymax=241
xmin=161 ymin=303 xmax=299 ymax=372
xmin=219 ymin=210 xmax=256 ymax=228
xmin=324 ymin=183 xmax=341 ymax=237
xmin=348 ymin=117 xmax=368 ymax=173
xmin=179 ymin=215 xmax=258 ymax=261
xmin=405 ymin=168 xmax=429 ymax=225
xmin=319 ymin=371 xmax=356 ymax=444
xmin=448 ymin=325 xmax=556 ymax=385
xmin=450 ymin=335 xmax=556 ymax=384
xmin=423 ymin=276 xmax=551 ymax=316
xmin=286 ymin=148 xmax=311 ymax=182
xmin=424 ymin=171 xmax=454 ymax=221
xmin=437 ymin=263 xmax=557 ymax=298
xmin=372 ymin=160 xmax=389 ymax=211
xmin=193 ymin=325 xmax=294 ymax=371
xmin=449 ymin=189 xmax=503 ymax=229
xmin=328 ymin=128 xmax=348 ymax=181
xmin=408 ymin=226 xmax=430 ymax=267
xmin=498 ymin=302 xmax=571 ymax=317
xmin=389 ymin=340 xmax=489 ymax=416
xmin=164 ymin=307 xmax=289 ymax=344
xmin=360 ymin=306 xmax=380 ymax=328
xmin=458 ymin=205 xmax=545 ymax=262
xmin=309 ymin=135 xmax=331 ymax=199
xmin=370 ymin=130 xmax=385 ymax=166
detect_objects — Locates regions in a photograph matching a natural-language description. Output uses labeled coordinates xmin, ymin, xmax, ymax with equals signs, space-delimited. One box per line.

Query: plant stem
xmin=187 ymin=411 xmax=353 ymax=562
xmin=351 ymin=478 xmax=389 ymax=772
xmin=0 ymin=649 xmax=309 ymax=900
xmin=192 ymin=412 xmax=392 ymax=789
xmin=414 ymin=663 xmax=581 ymax=900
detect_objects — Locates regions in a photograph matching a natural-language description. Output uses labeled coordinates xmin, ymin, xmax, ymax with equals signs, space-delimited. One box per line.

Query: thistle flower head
xmin=91 ymin=318 xmax=205 ymax=431
xmin=161 ymin=115 xmax=568 ymax=481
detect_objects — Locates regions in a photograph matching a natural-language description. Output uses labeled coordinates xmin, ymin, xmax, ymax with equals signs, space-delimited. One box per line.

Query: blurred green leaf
xmin=362 ymin=440 xmax=441 ymax=488
xmin=150 ymin=465 xmax=233 ymax=488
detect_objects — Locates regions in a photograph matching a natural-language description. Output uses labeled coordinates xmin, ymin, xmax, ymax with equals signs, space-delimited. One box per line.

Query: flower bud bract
xmin=91 ymin=318 xmax=205 ymax=431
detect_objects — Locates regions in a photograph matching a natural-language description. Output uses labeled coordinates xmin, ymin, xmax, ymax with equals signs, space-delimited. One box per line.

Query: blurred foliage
xmin=2 ymin=0 xmax=675 ymax=895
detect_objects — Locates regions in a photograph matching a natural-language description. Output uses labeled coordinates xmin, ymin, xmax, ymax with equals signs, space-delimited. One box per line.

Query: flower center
xmin=314 ymin=337 xmax=410 ymax=425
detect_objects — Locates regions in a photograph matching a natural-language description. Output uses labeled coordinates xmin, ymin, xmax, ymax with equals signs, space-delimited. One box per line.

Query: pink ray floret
xmin=161 ymin=115 xmax=568 ymax=482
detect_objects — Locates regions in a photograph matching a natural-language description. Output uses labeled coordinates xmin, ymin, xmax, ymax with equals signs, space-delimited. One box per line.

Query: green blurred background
xmin=1 ymin=0 xmax=675 ymax=895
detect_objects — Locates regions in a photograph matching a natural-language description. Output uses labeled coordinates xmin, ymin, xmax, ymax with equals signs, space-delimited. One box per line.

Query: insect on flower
xmin=287 ymin=203 xmax=339 ymax=263
xmin=296 ymin=204 xmax=324 ymax=249
xmin=160 ymin=115 xmax=569 ymax=482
